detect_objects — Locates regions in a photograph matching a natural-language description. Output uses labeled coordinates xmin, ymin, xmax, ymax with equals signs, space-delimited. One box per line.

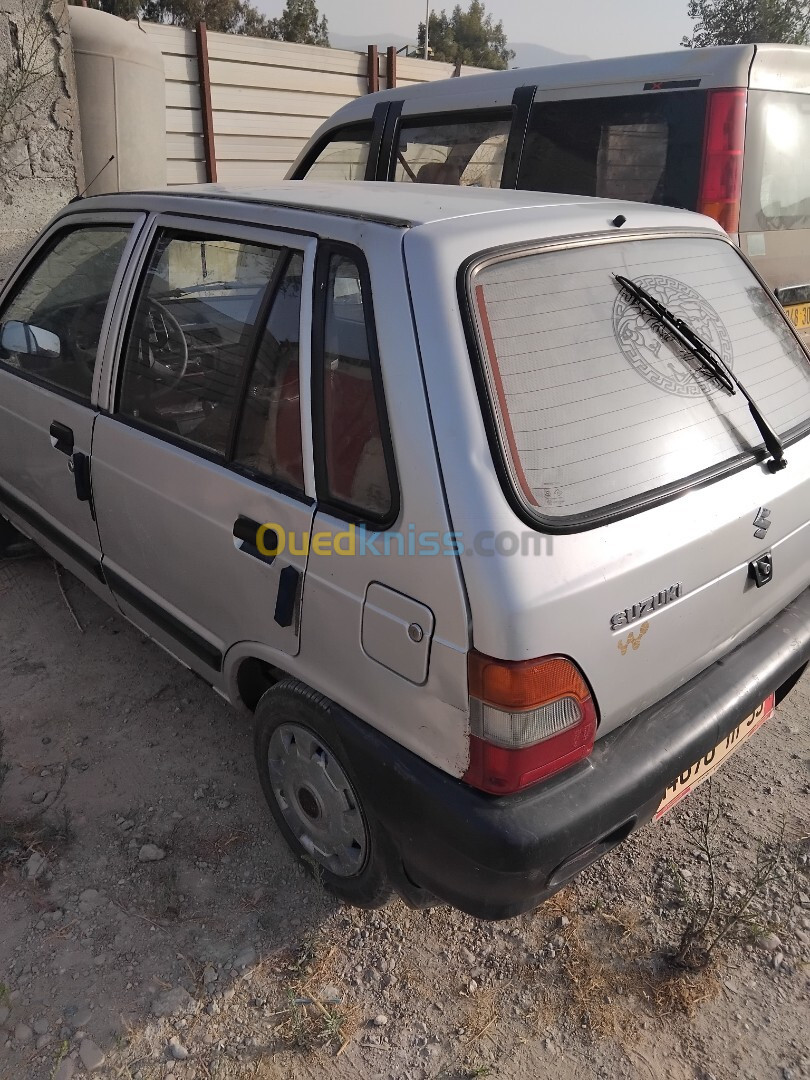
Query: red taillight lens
xmin=698 ymin=88 xmax=747 ymax=234
xmin=464 ymin=652 xmax=597 ymax=795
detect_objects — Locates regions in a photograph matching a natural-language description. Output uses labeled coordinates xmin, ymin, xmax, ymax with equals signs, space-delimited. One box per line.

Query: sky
xmin=259 ymin=0 xmax=696 ymax=60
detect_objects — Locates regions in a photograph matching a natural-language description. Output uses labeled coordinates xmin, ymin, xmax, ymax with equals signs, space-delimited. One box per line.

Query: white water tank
xmin=68 ymin=6 xmax=166 ymax=195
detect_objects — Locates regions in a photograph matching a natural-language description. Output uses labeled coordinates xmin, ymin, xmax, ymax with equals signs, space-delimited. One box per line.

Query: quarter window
xmin=118 ymin=230 xmax=281 ymax=456
xmin=302 ymin=124 xmax=373 ymax=181
xmin=234 ymin=254 xmax=304 ymax=490
xmin=519 ymin=92 xmax=706 ymax=210
xmin=0 ymin=225 xmax=131 ymax=401
xmin=393 ymin=115 xmax=511 ymax=187
xmin=317 ymin=251 xmax=393 ymax=519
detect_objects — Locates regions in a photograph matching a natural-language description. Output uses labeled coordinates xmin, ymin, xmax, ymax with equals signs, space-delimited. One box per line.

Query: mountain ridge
xmin=328 ymin=32 xmax=587 ymax=69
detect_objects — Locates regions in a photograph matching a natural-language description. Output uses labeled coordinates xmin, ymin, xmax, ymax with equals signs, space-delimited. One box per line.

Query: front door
xmin=0 ymin=216 xmax=142 ymax=592
xmin=91 ymin=219 xmax=317 ymax=675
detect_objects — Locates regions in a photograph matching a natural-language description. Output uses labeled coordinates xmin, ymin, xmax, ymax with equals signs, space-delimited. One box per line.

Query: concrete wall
xmin=0 ymin=0 xmax=83 ymax=283
xmin=144 ymin=23 xmax=489 ymax=185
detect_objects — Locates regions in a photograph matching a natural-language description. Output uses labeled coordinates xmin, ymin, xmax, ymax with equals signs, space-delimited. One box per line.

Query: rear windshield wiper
xmin=615 ymin=274 xmax=788 ymax=472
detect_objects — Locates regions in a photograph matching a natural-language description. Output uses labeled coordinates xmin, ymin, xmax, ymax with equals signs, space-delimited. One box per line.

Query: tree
xmin=79 ymin=0 xmax=329 ymax=43
xmin=79 ymin=0 xmax=276 ymax=37
xmin=417 ymin=1 xmax=514 ymax=70
xmin=270 ymin=0 xmax=328 ymax=46
xmin=682 ymin=0 xmax=810 ymax=46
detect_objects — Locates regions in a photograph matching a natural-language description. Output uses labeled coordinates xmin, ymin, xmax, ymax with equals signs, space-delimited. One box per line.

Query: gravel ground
xmin=0 ymin=554 xmax=808 ymax=1080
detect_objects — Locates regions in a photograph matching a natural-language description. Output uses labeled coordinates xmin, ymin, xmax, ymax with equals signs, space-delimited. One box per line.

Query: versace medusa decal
xmin=613 ymin=275 xmax=734 ymax=398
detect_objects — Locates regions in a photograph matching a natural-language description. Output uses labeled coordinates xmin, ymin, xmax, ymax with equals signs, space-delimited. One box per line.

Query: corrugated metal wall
xmin=142 ymin=22 xmax=486 ymax=185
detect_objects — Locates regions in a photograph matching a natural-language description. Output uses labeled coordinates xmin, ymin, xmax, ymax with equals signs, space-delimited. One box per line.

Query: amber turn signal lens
xmin=468 ymin=652 xmax=591 ymax=712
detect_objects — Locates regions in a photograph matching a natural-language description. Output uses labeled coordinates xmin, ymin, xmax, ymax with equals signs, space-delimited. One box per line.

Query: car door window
xmin=316 ymin=250 xmax=394 ymax=520
xmin=118 ymin=230 xmax=282 ymax=456
xmin=234 ymin=253 xmax=304 ymax=490
xmin=393 ymin=114 xmax=511 ymax=187
xmin=302 ymin=123 xmax=373 ymax=181
xmin=0 ymin=225 xmax=131 ymax=401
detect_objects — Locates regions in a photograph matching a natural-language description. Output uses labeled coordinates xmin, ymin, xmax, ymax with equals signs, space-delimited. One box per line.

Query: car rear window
xmin=467 ymin=234 xmax=810 ymax=527
xmin=518 ymin=91 xmax=706 ymax=212
xmin=741 ymin=89 xmax=810 ymax=232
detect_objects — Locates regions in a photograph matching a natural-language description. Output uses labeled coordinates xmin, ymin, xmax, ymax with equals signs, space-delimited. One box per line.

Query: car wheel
xmin=253 ymin=678 xmax=392 ymax=908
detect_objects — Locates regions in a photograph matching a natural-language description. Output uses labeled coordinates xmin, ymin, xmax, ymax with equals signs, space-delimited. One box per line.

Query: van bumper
xmin=337 ymin=585 xmax=810 ymax=920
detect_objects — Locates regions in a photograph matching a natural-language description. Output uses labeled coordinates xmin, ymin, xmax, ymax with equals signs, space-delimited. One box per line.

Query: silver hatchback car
xmin=1 ymin=182 xmax=809 ymax=919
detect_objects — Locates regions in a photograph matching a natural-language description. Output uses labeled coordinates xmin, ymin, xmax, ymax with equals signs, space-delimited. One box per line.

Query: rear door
xmin=92 ymin=217 xmax=317 ymax=675
xmin=458 ymin=228 xmax=810 ymax=734
xmin=0 ymin=215 xmax=142 ymax=592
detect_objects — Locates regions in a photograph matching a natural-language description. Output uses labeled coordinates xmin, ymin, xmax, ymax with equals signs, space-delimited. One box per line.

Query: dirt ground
xmin=0 ymin=553 xmax=808 ymax=1080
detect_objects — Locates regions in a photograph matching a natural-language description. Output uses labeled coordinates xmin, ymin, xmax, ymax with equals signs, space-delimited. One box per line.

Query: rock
xmin=0 ymin=1005 xmax=10 ymax=1025
xmin=53 ymin=1059 xmax=75 ymax=1080
xmin=772 ymin=951 xmax=784 ymax=969
xmin=373 ymin=1014 xmax=388 ymax=1027
xmin=558 ymin=915 xmax=570 ymax=928
xmin=79 ymin=889 xmax=101 ymax=909
xmin=66 ymin=1006 xmax=92 ymax=1028
xmin=232 ymin=946 xmax=256 ymax=970
xmin=151 ymin=986 xmax=195 ymax=1018
xmin=36 ymin=1033 xmax=52 ymax=1050
xmin=468 ymin=979 xmax=478 ymax=994
xmin=169 ymin=1037 xmax=189 ymax=1060
xmin=24 ymin=852 xmax=46 ymax=879
xmin=202 ymin=966 xmax=218 ymax=986
xmin=14 ymin=1022 xmax=33 ymax=1044
xmin=31 ymin=790 xmax=48 ymax=804
xmin=33 ymin=1016 xmax=49 ymax=1035
xmin=79 ymin=1037 xmax=106 ymax=1072
xmin=757 ymin=932 xmax=783 ymax=953
xmin=319 ymin=985 xmax=341 ymax=1004
xmin=138 ymin=844 xmax=166 ymax=863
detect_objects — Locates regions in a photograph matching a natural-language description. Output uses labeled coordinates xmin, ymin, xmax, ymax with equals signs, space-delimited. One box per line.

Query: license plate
xmin=784 ymin=302 xmax=810 ymax=330
xmin=655 ymin=694 xmax=775 ymax=819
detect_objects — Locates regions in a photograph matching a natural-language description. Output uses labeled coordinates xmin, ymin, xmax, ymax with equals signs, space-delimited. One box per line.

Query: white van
xmin=2 ymin=182 xmax=810 ymax=919
xmin=290 ymin=44 xmax=810 ymax=333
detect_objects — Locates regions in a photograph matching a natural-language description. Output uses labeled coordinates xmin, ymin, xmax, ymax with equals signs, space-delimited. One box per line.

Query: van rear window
xmin=741 ymin=90 xmax=810 ymax=231
xmin=468 ymin=235 xmax=810 ymax=526
xmin=518 ymin=91 xmax=705 ymax=212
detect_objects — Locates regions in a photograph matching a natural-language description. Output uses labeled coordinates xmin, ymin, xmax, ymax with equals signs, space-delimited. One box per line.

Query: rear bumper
xmin=337 ymin=586 xmax=810 ymax=920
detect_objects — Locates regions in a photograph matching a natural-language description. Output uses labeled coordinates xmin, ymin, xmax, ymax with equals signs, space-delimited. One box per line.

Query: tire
xmin=253 ymin=678 xmax=393 ymax=909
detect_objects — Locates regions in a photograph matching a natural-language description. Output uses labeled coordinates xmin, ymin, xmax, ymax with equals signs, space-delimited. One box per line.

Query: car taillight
xmin=698 ymin=88 xmax=747 ymax=234
xmin=464 ymin=651 xmax=597 ymax=795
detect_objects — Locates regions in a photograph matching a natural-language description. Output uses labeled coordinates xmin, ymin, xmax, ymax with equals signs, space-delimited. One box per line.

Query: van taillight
xmin=698 ymin=88 xmax=747 ymax=234
xmin=464 ymin=652 xmax=597 ymax=795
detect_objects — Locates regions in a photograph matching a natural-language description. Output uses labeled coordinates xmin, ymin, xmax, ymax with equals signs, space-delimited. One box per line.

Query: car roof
xmin=319 ymin=42 xmax=810 ymax=126
xmin=80 ymin=180 xmax=717 ymax=233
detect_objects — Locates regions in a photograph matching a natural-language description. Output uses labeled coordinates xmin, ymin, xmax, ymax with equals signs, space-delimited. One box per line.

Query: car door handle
xmin=275 ymin=565 xmax=301 ymax=628
xmin=233 ymin=516 xmax=279 ymax=564
xmin=49 ymin=421 xmax=74 ymax=456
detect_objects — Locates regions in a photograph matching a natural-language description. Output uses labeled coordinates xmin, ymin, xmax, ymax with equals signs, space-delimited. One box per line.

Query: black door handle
xmin=275 ymin=565 xmax=301 ymax=628
xmin=49 ymin=421 xmax=74 ymax=456
xmin=233 ymin=516 xmax=279 ymax=565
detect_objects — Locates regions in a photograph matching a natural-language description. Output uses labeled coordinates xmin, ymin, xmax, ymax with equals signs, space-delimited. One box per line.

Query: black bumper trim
xmin=335 ymin=586 xmax=810 ymax=919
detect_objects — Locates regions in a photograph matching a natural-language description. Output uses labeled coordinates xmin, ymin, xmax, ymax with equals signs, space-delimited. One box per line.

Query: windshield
xmin=467 ymin=234 xmax=810 ymax=526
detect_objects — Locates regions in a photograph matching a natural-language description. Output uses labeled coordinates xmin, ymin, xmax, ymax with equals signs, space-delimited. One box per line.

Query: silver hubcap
xmin=267 ymin=723 xmax=368 ymax=878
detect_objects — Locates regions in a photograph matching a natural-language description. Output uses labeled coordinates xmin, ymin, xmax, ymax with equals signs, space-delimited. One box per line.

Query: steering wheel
xmin=132 ymin=297 xmax=189 ymax=394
